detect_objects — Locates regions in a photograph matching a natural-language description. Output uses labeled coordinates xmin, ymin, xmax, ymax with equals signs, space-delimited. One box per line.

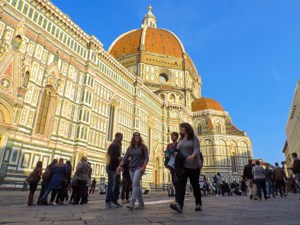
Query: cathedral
xmin=0 ymin=0 xmax=252 ymax=188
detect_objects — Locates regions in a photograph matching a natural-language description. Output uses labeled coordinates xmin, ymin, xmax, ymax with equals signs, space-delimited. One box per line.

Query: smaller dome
xmin=192 ymin=97 xmax=224 ymax=112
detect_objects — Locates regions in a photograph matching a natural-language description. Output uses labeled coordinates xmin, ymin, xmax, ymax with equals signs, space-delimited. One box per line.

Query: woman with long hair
xmin=26 ymin=161 xmax=43 ymax=206
xmin=170 ymin=122 xmax=203 ymax=212
xmin=117 ymin=132 xmax=149 ymax=210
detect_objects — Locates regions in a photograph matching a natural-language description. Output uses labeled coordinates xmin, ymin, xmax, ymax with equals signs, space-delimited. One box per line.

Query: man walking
xmin=243 ymin=159 xmax=256 ymax=199
xmin=265 ymin=164 xmax=274 ymax=198
xmin=273 ymin=162 xmax=286 ymax=197
xmin=290 ymin=153 xmax=300 ymax=199
xmin=90 ymin=178 xmax=97 ymax=194
xmin=106 ymin=133 xmax=123 ymax=208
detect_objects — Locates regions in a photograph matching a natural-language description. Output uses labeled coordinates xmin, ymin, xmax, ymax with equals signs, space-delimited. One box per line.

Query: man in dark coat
xmin=105 ymin=133 xmax=123 ymax=208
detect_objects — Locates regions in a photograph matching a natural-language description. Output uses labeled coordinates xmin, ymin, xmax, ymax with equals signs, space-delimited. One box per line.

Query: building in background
xmin=0 ymin=1 xmax=252 ymax=188
xmin=285 ymin=81 xmax=300 ymax=169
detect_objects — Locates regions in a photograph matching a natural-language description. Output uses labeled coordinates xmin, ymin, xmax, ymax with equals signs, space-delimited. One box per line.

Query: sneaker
xmin=106 ymin=202 xmax=118 ymax=208
xmin=126 ymin=204 xmax=134 ymax=210
xmin=122 ymin=199 xmax=127 ymax=204
xmin=195 ymin=204 xmax=202 ymax=211
xmin=113 ymin=202 xmax=122 ymax=207
xmin=135 ymin=204 xmax=145 ymax=210
xmin=250 ymin=194 xmax=253 ymax=200
xmin=170 ymin=203 xmax=182 ymax=213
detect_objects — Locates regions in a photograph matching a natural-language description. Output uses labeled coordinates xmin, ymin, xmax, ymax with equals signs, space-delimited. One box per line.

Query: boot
xmin=27 ymin=193 xmax=36 ymax=206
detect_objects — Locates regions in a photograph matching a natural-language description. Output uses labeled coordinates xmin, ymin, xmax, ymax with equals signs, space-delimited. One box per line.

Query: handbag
xmin=25 ymin=171 xmax=35 ymax=182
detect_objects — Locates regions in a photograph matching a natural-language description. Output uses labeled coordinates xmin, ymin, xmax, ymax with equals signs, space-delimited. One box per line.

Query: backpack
xmin=42 ymin=166 xmax=51 ymax=180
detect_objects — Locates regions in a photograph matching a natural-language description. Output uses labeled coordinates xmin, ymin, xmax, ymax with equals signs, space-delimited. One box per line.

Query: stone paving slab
xmin=0 ymin=191 xmax=299 ymax=225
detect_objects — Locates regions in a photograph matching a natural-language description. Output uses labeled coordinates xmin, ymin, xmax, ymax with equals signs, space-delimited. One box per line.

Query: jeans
xmin=38 ymin=180 xmax=49 ymax=203
xmin=265 ymin=179 xmax=273 ymax=197
xmin=106 ymin=168 xmax=120 ymax=203
xmin=254 ymin=178 xmax=267 ymax=199
xmin=129 ymin=168 xmax=144 ymax=206
xmin=175 ymin=167 xmax=201 ymax=207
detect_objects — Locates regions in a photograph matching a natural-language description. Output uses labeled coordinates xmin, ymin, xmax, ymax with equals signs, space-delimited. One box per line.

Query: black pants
xmin=276 ymin=180 xmax=285 ymax=196
xmin=175 ymin=168 xmax=202 ymax=207
xmin=169 ymin=168 xmax=176 ymax=186
xmin=255 ymin=178 xmax=267 ymax=199
xmin=29 ymin=180 xmax=39 ymax=194
xmin=89 ymin=186 xmax=95 ymax=194
xmin=50 ymin=189 xmax=63 ymax=203
xmin=74 ymin=180 xmax=87 ymax=204
xmin=121 ymin=177 xmax=132 ymax=200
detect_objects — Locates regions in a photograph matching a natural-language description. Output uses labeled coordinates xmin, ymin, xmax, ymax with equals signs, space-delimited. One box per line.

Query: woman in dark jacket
xmin=170 ymin=123 xmax=202 ymax=213
xmin=26 ymin=161 xmax=42 ymax=206
xmin=47 ymin=158 xmax=67 ymax=204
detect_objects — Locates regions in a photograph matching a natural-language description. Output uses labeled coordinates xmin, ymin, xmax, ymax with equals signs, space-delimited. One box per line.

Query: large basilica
xmin=0 ymin=0 xmax=252 ymax=188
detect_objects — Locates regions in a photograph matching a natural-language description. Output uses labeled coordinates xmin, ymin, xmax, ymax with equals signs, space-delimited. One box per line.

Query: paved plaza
xmin=0 ymin=190 xmax=299 ymax=225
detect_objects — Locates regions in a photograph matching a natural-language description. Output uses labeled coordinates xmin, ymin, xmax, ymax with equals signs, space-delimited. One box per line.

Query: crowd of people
xmin=25 ymin=122 xmax=300 ymax=212
xmin=25 ymin=156 xmax=93 ymax=206
xmin=242 ymin=154 xmax=300 ymax=201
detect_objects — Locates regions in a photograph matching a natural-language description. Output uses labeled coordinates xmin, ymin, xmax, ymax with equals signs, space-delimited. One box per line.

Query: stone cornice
xmin=98 ymin=49 xmax=136 ymax=83
xmin=32 ymin=0 xmax=103 ymax=48
xmin=192 ymin=109 xmax=229 ymax=117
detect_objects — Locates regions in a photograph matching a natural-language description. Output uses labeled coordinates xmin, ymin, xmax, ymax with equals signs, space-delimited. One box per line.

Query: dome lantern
xmin=142 ymin=5 xmax=157 ymax=28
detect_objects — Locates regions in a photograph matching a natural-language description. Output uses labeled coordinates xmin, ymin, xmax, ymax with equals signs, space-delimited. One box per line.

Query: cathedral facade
xmin=0 ymin=0 xmax=252 ymax=188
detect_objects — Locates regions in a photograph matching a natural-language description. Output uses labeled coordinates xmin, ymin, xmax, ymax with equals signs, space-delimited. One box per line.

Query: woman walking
xmin=26 ymin=161 xmax=43 ymax=206
xmin=117 ymin=132 xmax=149 ymax=210
xmin=40 ymin=158 xmax=67 ymax=205
xmin=170 ymin=123 xmax=202 ymax=212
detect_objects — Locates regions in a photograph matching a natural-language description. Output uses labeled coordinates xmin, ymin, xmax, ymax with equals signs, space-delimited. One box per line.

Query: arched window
xmin=231 ymin=153 xmax=238 ymax=172
xmin=197 ymin=124 xmax=202 ymax=135
xmin=215 ymin=123 xmax=221 ymax=134
xmin=36 ymin=88 xmax=53 ymax=135
xmin=107 ymin=105 xmax=115 ymax=141
xmin=22 ymin=71 xmax=30 ymax=88
xmin=12 ymin=35 xmax=22 ymax=49
xmin=169 ymin=94 xmax=175 ymax=103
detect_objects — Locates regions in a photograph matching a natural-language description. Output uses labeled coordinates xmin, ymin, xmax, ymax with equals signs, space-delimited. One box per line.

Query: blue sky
xmin=51 ymin=0 xmax=299 ymax=164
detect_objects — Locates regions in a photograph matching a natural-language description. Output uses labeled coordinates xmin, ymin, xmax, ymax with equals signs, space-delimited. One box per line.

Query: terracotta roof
xmin=109 ymin=29 xmax=142 ymax=59
xmin=144 ymin=27 xmax=183 ymax=57
xmin=191 ymin=97 xmax=224 ymax=112
xmin=109 ymin=27 xmax=197 ymax=73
